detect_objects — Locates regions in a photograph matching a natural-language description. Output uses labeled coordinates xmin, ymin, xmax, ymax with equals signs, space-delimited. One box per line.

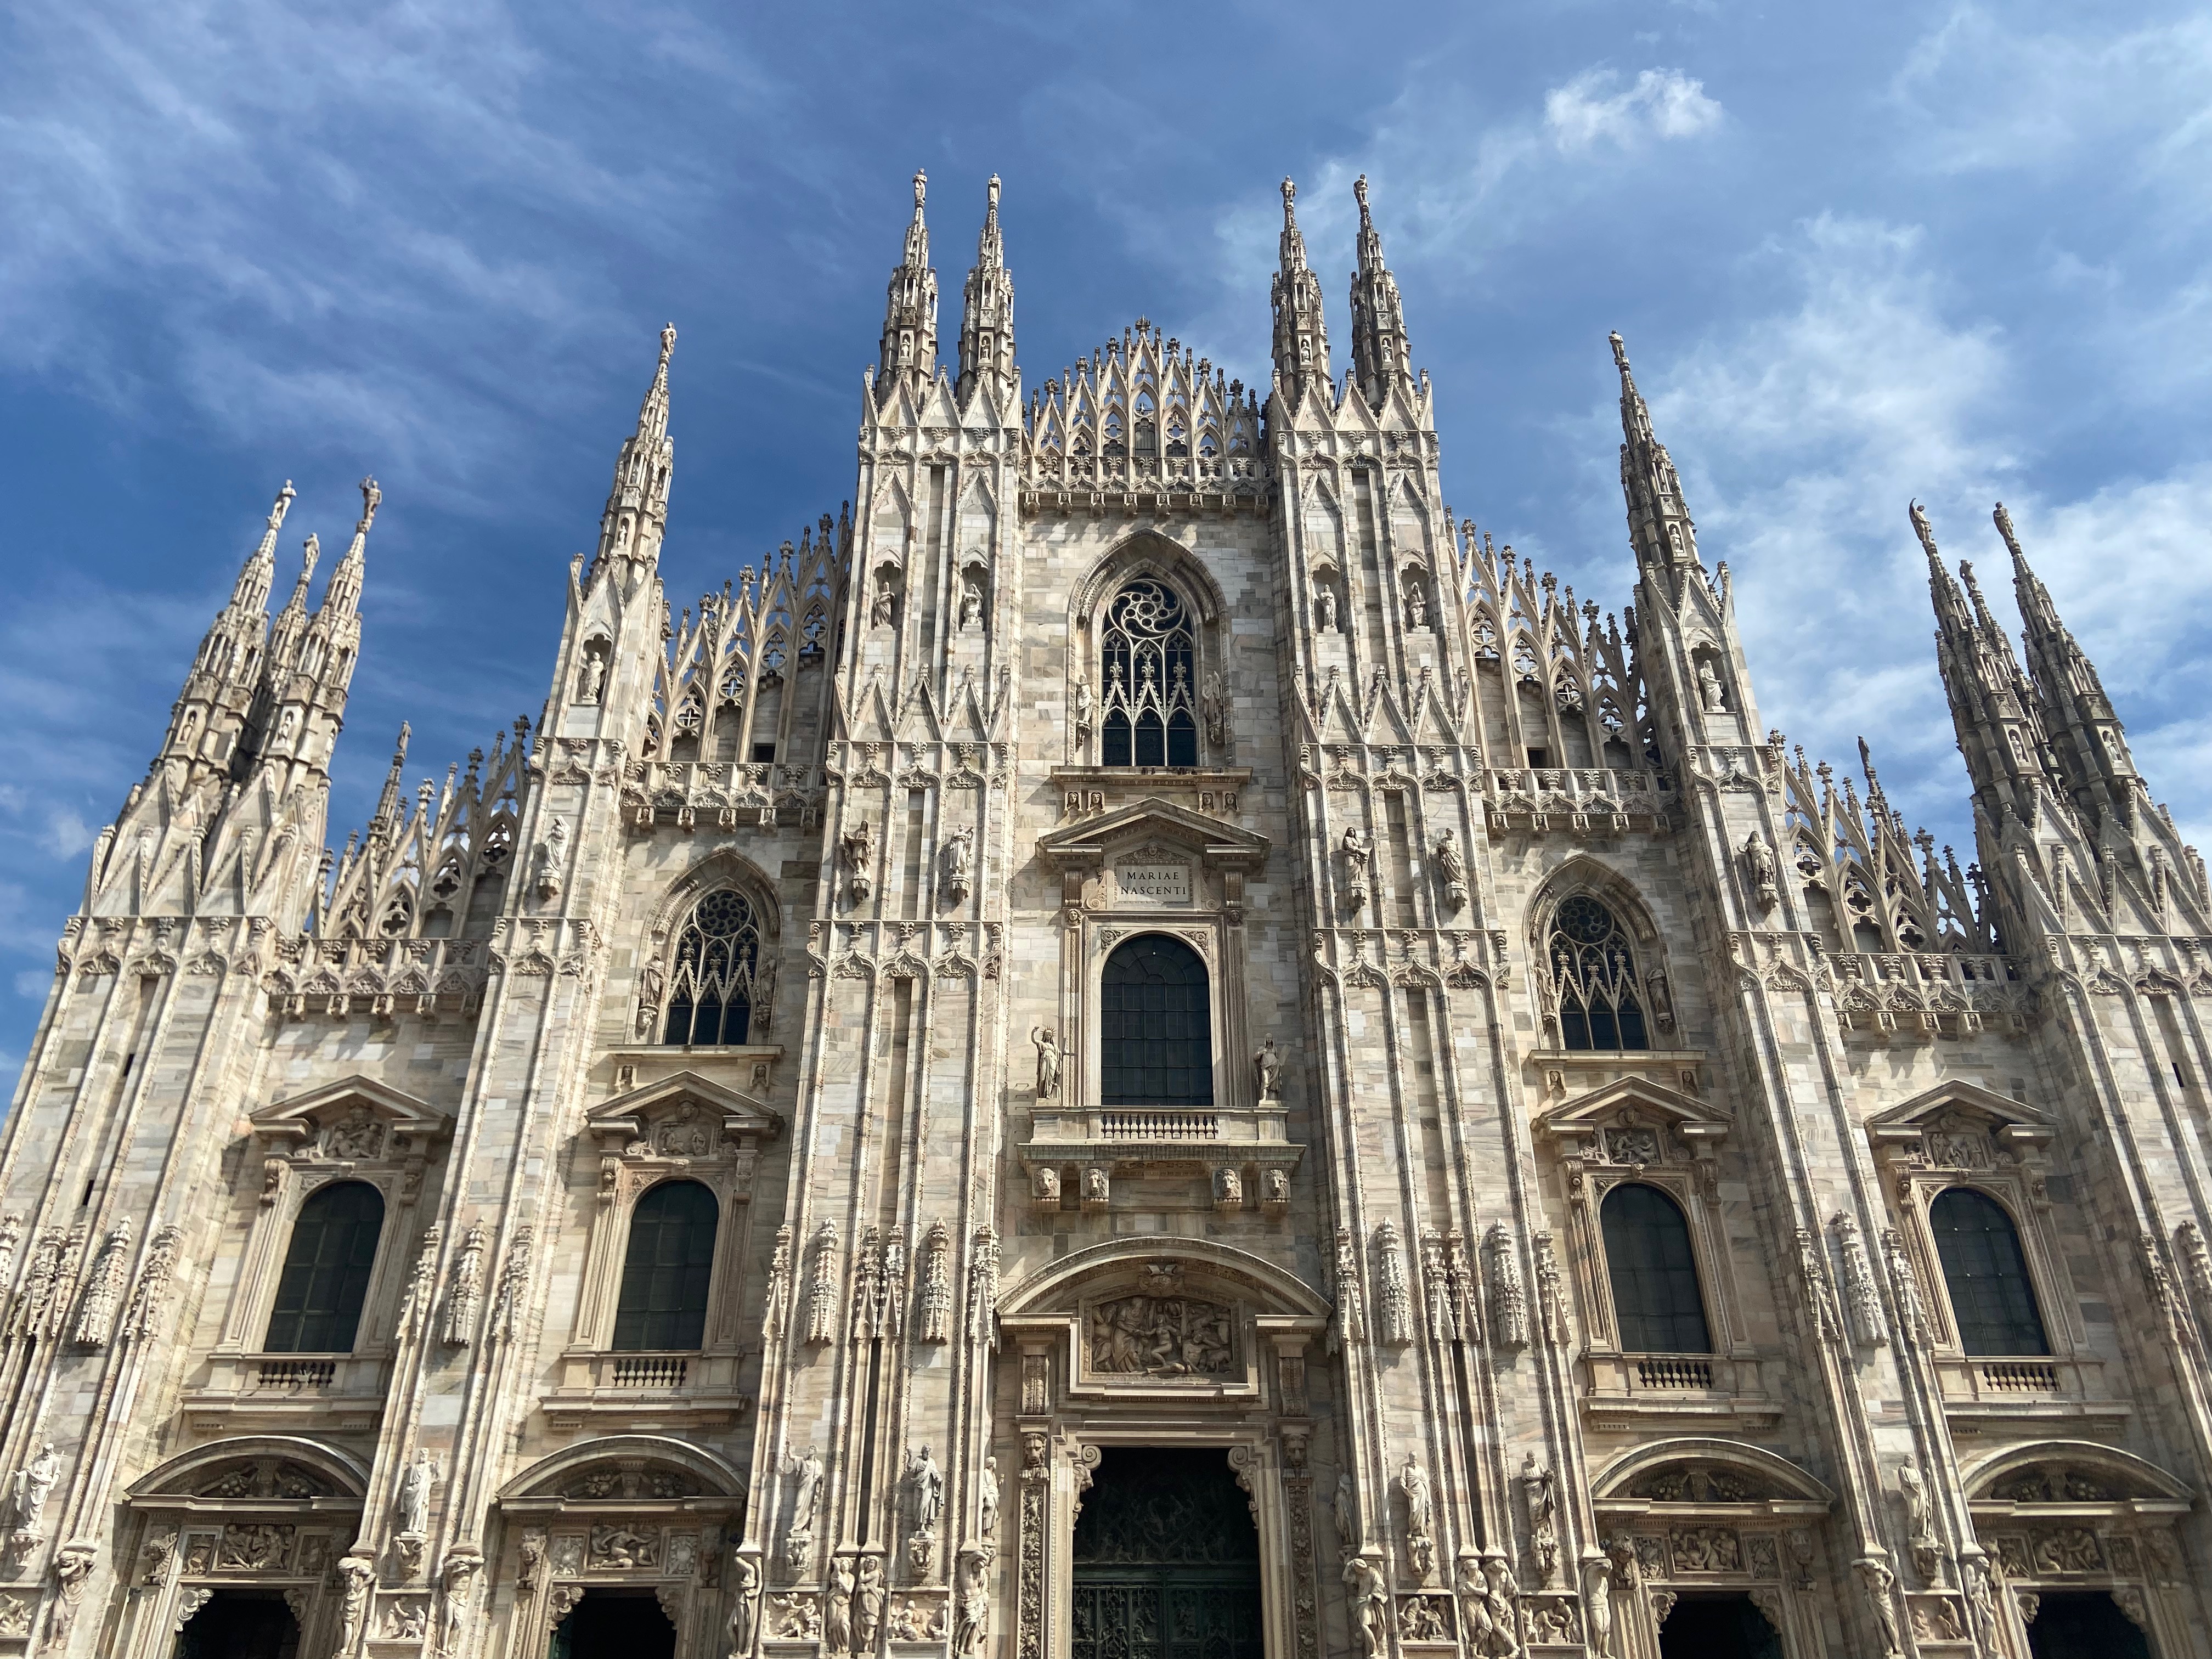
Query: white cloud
xmin=38 ymin=811 xmax=95 ymax=860
xmin=1622 ymin=211 xmax=2212 ymax=852
xmin=13 ymin=972 xmax=49 ymax=1002
xmin=1545 ymin=69 xmax=1723 ymax=153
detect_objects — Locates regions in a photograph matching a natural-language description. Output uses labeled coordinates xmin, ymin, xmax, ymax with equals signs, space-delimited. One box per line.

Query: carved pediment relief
xmin=1965 ymin=1441 xmax=2190 ymax=1506
xmin=249 ymin=1076 xmax=450 ymax=1158
xmin=1536 ymin=1076 xmax=1730 ymax=1163
xmin=1037 ymin=799 xmax=1270 ymax=877
xmin=128 ymin=1436 xmax=371 ymax=1506
xmin=586 ymin=1070 xmax=782 ymax=1155
xmin=1866 ymin=1081 xmax=2054 ymax=1167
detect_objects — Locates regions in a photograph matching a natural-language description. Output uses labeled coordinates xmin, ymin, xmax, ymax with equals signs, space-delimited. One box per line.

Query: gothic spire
xmin=1269 ymin=178 xmax=1330 ymax=407
xmin=956 ymin=173 xmax=1015 ymax=404
xmin=1914 ymin=500 xmax=2049 ymax=819
xmin=369 ymin=723 xmax=411 ymax=843
xmin=878 ymin=169 xmax=940 ymax=402
xmin=1998 ymin=501 xmax=2140 ymax=816
xmin=1347 ymin=174 xmax=1412 ymax=408
xmin=1611 ymin=332 xmax=1700 ymax=573
xmin=230 ymin=478 xmax=295 ymax=612
xmin=592 ymin=326 xmax=677 ymax=575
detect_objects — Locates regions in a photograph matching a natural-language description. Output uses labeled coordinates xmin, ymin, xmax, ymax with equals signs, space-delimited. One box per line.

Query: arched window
xmin=265 ymin=1181 xmax=384 ymax=1353
xmin=1100 ymin=935 xmax=1213 ymax=1106
xmin=663 ymin=889 xmax=762 ymax=1047
xmin=1099 ymin=580 xmax=1199 ymax=768
xmin=613 ymin=1180 xmax=720 ymax=1351
xmin=1549 ymin=895 xmax=1648 ymax=1051
xmin=1929 ymin=1188 xmax=2049 ymax=1356
xmin=1601 ymin=1184 xmax=1711 ymax=1353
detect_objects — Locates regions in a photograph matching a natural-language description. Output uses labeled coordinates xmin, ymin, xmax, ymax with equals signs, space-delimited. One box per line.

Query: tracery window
xmin=663 ymin=889 xmax=761 ymax=1047
xmin=1600 ymin=1183 xmax=1711 ymax=1353
xmin=612 ymin=1179 xmax=719 ymax=1351
xmin=1549 ymin=895 xmax=1647 ymax=1051
xmin=1100 ymin=935 xmax=1212 ymax=1105
xmin=1929 ymin=1187 xmax=2050 ymax=1357
xmin=1099 ymin=580 xmax=1199 ymax=768
xmin=264 ymin=1181 xmax=384 ymax=1354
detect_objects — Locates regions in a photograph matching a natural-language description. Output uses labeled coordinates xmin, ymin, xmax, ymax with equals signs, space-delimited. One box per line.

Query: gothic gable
xmin=584 ymin=1070 xmax=781 ymax=1152
xmin=247 ymin=1075 xmax=450 ymax=1153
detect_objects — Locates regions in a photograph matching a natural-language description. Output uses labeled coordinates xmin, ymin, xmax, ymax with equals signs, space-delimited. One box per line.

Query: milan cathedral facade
xmin=1 ymin=169 xmax=2207 ymax=1659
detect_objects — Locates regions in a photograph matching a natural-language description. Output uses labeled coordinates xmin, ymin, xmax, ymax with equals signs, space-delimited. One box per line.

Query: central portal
xmin=1071 ymin=1447 xmax=1265 ymax=1659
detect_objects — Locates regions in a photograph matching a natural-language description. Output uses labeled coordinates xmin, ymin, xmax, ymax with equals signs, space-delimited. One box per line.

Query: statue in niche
xmin=939 ymin=826 xmax=973 ymax=905
xmin=394 ymin=1449 xmax=439 ymax=1538
xmin=1334 ymin=1473 xmax=1359 ymax=1557
xmin=1405 ymin=583 xmax=1429 ymax=630
xmin=1399 ymin=1457 xmax=1436 ymax=1581
xmin=531 ymin=816 xmax=567 ymax=903
xmin=1520 ymin=1454 xmax=1558 ymax=1585
xmin=1697 ymin=658 xmax=1727 ymax=713
xmin=1203 ymin=671 xmax=1227 ymax=747
xmin=1252 ymin=1039 xmax=1282 ymax=1102
xmin=1743 ymin=833 xmax=1779 ymax=910
xmin=1032 ymin=1028 xmax=1061 ymax=1098
xmin=576 ymin=652 xmax=606 ymax=704
xmin=958 ymin=574 xmax=985 ymax=632
xmin=840 ymin=821 xmax=874 ymax=905
xmin=3 ymin=1444 xmax=58 ymax=1538
xmin=871 ymin=572 xmax=897 ymax=628
xmin=1072 ymin=675 xmax=1094 ymax=738
xmin=1434 ymin=828 xmax=1468 ymax=910
xmin=1316 ymin=584 xmax=1339 ymax=632
xmin=907 ymin=1446 xmax=945 ymax=1539
xmin=978 ymin=1456 xmax=1000 ymax=1537
xmin=1340 ymin=827 xmax=1372 ymax=909
xmin=784 ymin=1447 xmax=825 ymax=1568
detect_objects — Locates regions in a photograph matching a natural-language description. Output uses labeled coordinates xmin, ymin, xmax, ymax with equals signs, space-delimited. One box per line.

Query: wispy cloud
xmin=1545 ymin=68 xmax=1724 ymax=151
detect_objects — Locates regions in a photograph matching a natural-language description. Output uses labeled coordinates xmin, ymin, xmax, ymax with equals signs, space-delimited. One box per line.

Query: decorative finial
xmin=268 ymin=479 xmax=297 ymax=532
xmin=300 ymin=533 xmax=320 ymax=579
xmin=393 ymin=723 xmax=411 ymax=763
xmin=1282 ymin=177 xmax=1297 ymax=212
xmin=1992 ymin=501 xmax=2022 ymax=557
xmin=659 ymin=321 xmax=677 ymax=362
xmin=987 ymin=173 xmax=1000 ymax=210
xmin=358 ymin=476 xmax=381 ymax=531
xmin=913 ymin=168 xmax=927 ymax=210
xmin=1353 ymin=173 xmax=1370 ymax=222
xmin=1609 ymin=331 xmax=1629 ymax=370
xmin=1908 ymin=499 xmax=1938 ymax=561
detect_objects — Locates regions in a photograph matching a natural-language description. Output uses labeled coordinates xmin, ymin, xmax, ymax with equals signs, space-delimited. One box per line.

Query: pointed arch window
xmin=1549 ymin=895 xmax=1647 ymax=1051
xmin=1099 ymin=580 xmax=1199 ymax=768
xmin=1101 ymin=935 xmax=1212 ymax=1105
xmin=663 ymin=889 xmax=761 ymax=1047
xmin=613 ymin=1180 xmax=719 ymax=1351
xmin=1930 ymin=1187 xmax=2050 ymax=1356
xmin=264 ymin=1181 xmax=384 ymax=1354
xmin=1601 ymin=1183 xmax=1711 ymax=1353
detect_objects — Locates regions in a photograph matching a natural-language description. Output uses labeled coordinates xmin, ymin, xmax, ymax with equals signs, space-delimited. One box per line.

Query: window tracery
xmin=1929 ymin=1187 xmax=2050 ymax=1357
xmin=1099 ymin=935 xmax=1212 ymax=1106
xmin=1599 ymin=1183 xmax=1711 ymax=1355
xmin=612 ymin=1180 xmax=720 ymax=1352
xmin=1548 ymin=896 xmax=1647 ymax=1051
xmin=661 ymin=889 xmax=763 ymax=1047
xmin=264 ymin=1182 xmax=385 ymax=1355
xmin=1099 ymin=580 xmax=1199 ymax=769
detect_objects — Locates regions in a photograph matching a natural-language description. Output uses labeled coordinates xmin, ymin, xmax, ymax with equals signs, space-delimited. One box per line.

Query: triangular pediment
xmin=1866 ymin=1080 xmax=2055 ymax=1154
xmin=1037 ymin=798 xmax=1269 ymax=872
xmin=586 ymin=1069 xmax=781 ymax=1146
xmin=1536 ymin=1075 xmax=1731 ymax=1145
xmin=250 ymin=1075 xmax=450 ymax=1149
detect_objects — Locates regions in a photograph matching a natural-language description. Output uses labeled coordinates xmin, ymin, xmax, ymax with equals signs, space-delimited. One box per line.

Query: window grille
xmin=1930 ymin=1187 xmax=2050 ymax=1356
xmin=1601 ymin=1183 xmax=1712 ymax=1354
xmin=1100 ymin=936 xmax=1213 ymax=1106
xmin=612 ymin=1180 xmax=720 ymax=1352
xmin=265 ymin=1181 xmax=384 ymax=1354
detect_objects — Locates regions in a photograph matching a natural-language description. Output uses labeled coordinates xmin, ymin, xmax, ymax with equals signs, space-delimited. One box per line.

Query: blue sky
xmin=3 ymin=0 xmax=2209 ymax=1069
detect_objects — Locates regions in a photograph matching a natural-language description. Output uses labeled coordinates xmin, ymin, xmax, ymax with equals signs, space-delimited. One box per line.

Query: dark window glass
xmin=265 ymin=1181 xmax=384 ymax=1353
xmin=1099 ymin=581 xmax=1199 ymax=768
xmin=1930 ymin=1187 xmax=2050 ymax=1356
xmin=1100 ymin=936 xmax=1214 ymax=1107
xmin=1601 ymin=1183 xmax=1712 ymax=1353
xmin=613 ymin=1180 xmax=719 ymax=1351
xmin=1549 ymin=895 xmax=1647 ymax=1051
xmin=662 ymin=889 xmax=761 ymax=1047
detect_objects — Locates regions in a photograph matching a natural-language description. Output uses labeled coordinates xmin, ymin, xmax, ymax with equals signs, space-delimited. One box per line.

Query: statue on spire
xmin=879 ymin=168 xmax=941 ymax=399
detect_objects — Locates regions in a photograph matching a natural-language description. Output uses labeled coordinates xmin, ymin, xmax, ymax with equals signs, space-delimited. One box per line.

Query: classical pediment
xmin=1536 ymin=1075 xmax=1731 ymax=1160
xmin=249 ymin=1075 xmax=450 ymax=1154
xmin=1036 ymin=797 xmax=1270 ymax=874
xmin=1865 ymin=1080 xmax=2055 ymax=1161
xmin=585 ymin=1069 xmax=781 ymax=1150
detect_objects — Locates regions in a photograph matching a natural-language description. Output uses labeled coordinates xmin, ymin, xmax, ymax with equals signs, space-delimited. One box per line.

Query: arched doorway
xmin=1658 ymin=1593 xmax=1781 ymax=1659
xmin=1071 ymin=1447 xmax=1262 ymax=1659
xmin=550 ymin=1587 xmax=678 ymax=1659
xmin=2026 ymin=1592 xmax=2152 ymax=1659
xmin=174 ymin=1589 xmax=301 ymax=1659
